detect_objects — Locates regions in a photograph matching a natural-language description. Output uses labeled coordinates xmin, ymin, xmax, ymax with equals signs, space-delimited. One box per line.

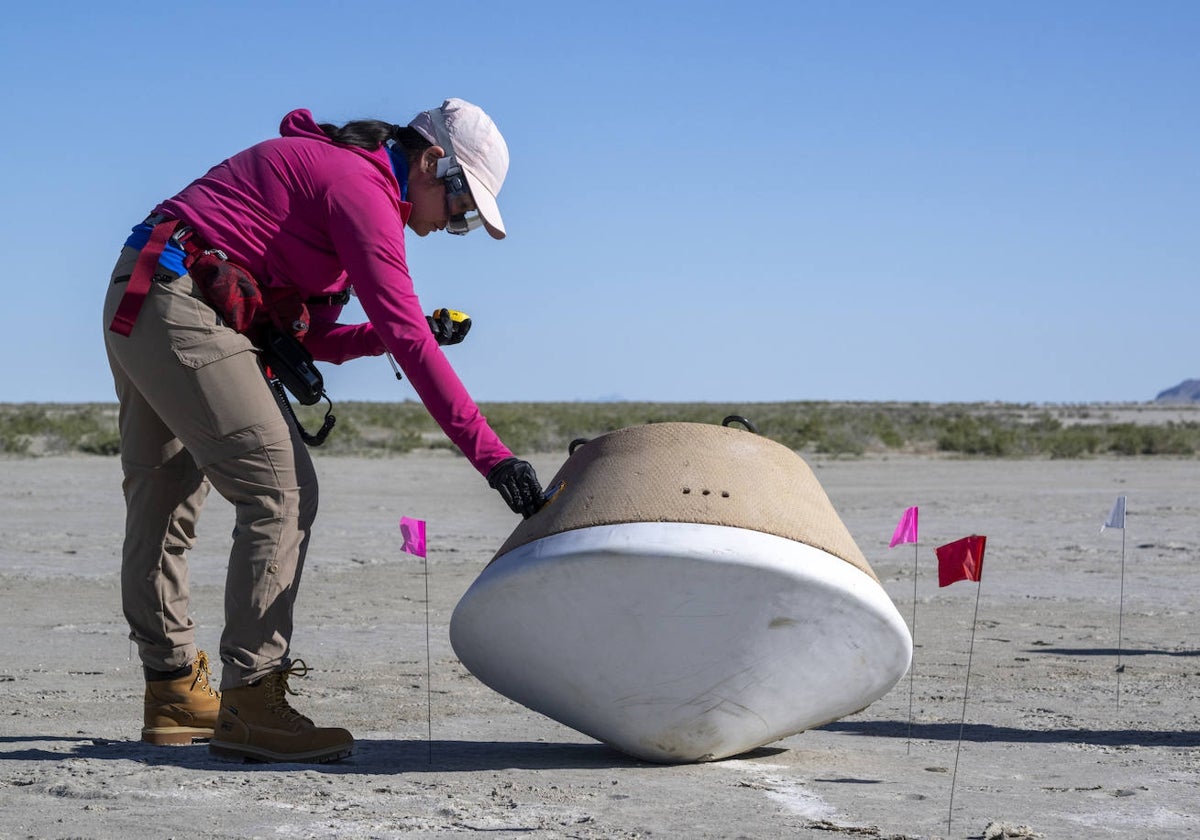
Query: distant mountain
xmin=1154 ymin=379 xmax=1200 ymax=403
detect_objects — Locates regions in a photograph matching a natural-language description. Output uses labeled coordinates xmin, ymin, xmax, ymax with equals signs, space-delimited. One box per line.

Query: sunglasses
xmin=427 ymin=108 xmax=484 ymax=236
xmin=437 ymin=162 xmax=483 ymax=235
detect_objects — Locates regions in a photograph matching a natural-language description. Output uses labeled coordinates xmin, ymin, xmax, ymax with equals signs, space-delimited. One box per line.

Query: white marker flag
xmin=1101 ymin=495 xmax=1126 ymax=532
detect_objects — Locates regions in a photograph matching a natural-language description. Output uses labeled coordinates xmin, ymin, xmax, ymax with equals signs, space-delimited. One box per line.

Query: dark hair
xmin=317 ymin=119 xmax=431 ymax=163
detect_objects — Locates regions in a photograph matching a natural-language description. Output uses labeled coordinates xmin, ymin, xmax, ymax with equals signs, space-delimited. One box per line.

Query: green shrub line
xmin=3 ymin=401 xmax=1200 ymax=459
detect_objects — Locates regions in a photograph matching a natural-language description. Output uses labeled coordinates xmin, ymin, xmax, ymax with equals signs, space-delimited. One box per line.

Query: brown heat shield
xmin=491 ymin=422 xmax=877 ymax=582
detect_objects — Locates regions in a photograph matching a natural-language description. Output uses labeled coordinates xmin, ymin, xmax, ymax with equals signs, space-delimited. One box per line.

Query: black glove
xmin=487 ymin=457 xmax=544 ymax=518
xmin=427 ymin=309 xmax=472 ymax=346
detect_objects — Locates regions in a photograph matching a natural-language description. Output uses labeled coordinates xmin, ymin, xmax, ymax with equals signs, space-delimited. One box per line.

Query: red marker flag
xmin=889 ymin=506 xmax=919 ymax=547
xmin=936 ymin=535 xmax=986 ymax=586
xmin=399 ymin=516 xmax=427 ymax=558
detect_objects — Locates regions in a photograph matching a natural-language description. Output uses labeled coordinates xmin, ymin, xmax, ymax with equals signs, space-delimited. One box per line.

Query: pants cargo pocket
xmin=170 ymin=328 xmax=291 ymax=463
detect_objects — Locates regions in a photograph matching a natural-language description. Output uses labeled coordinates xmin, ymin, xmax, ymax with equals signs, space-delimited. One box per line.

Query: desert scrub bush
xmin=0 ymin=432 xmax=32 ymax=454
xmin=1 ymin=406 xmax=51 ymax=437
xmin=0 ymin=405 xmax=41 ymax=453
xmin=772 ymin=409 xmax=827 ymax=452
xmin=5 ymin=401 xmax=1200 ymax=459
xmin=1046 ymin=425 xmax=1104 ymax=459
xmin=1105 ymin=422 xmax=1198 ymax=456
xmin=814 ymin=425 xmax=866 ymax=456
xmin=0 ymin=404 xmax=119 ymax=455
xmin=78 ymin=428 xmax=122 ymax=456
xmin=1027 ymin=412 xmax=1063 ymax=434
xmin=864 ymin=409 xmax=905 ymax=450
xmin=935 ymin=412 xmax=1020 ymax=456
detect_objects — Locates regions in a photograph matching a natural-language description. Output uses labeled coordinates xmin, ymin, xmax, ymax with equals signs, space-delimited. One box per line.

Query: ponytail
xmin=317 ymin=119 xmax=432 ymax=165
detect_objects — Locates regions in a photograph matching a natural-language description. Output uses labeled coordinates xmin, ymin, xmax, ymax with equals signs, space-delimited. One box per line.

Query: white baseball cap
xmin=409 ymin=98 xmax=509 ymax=240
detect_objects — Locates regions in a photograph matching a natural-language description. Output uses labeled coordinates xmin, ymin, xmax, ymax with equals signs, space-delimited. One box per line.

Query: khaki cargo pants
xmin=102 ymin=247 xmax=318 ymax=690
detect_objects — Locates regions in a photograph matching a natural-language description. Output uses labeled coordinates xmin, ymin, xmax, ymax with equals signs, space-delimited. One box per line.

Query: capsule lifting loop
xmin=568 ymin=437 xmax=590 ymax=456
xmin=722 ymin=415 xmax=759 ymax=434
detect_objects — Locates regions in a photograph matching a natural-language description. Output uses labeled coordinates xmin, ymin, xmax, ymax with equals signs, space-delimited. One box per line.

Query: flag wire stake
xmin=947 ymin=572 xmax=983 ymax=837
xmin=906 ymin=539 xmax=918 ymax=755
xmin=424 ymin=549 xmax=433 ymax=764
xmin=1116 ymin=523 xmax=1126 ymax=711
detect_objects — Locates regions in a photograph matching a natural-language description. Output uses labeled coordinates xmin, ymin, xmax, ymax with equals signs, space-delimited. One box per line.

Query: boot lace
xmin=264 ymin=659 xmax=313 ymax=725
xmin=192 ymin=650 xmax=220 ymax=699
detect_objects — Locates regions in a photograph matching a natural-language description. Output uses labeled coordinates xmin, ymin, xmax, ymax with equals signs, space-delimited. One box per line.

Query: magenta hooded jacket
xmin=155 ymin=109 xmax=512 ymax=475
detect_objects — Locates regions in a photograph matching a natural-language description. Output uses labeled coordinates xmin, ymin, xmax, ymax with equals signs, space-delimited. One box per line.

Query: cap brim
xmin=461 ymin=163 xmax=506 ymax=240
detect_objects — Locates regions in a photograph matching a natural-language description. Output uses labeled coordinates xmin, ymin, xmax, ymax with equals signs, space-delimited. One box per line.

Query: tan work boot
xmin=142 ymin=650 xmax=221 ymax=745
xmin=209 ymin=660 xmax=354 ymax=763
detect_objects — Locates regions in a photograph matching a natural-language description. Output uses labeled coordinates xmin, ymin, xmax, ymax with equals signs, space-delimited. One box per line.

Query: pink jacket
xmin=156 ymin=109 xmax=512 ymax=475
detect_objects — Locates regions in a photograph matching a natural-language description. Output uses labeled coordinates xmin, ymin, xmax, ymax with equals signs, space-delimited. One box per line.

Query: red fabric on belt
xmin=108 ymin=219 xmax=180 ymax=337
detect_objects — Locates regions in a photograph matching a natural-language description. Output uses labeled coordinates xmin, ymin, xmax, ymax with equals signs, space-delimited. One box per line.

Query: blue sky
xmin=2 ymin=1 xmax=1196 ymax=404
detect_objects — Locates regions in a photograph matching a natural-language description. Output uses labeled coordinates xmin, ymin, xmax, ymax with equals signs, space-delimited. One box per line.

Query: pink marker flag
xmin=889 ymin=506 xmax=919 ymax=547
xmin=399 ymin=516 xmax=427 ymax=558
